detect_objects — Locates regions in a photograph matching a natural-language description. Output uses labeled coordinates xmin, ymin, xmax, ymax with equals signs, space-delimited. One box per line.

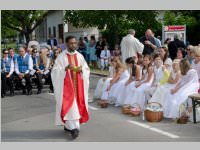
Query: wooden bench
xmin=189 ymin=93 xmax=200 ymax=123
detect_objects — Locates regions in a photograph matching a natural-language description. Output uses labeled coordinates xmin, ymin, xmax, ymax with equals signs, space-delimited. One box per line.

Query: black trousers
xmin=1 ymin=72 xmax=14 ymax=94
xmin=16 ymin=73 xmax=32 ymax=91
xmin=35 ymin=72 xmax=53 ymax=91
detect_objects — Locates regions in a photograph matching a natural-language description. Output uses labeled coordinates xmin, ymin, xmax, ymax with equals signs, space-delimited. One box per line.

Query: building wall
xmin=35 ymin=18 xmax=47 ymax=43
xmin=46 ymin=10 xmax=65 ymax=40
xmin=34 ymin=10 xmax=99 ymax=44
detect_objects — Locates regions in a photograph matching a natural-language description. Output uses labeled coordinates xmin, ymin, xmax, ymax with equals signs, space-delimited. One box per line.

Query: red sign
xmin=164 ymin=25 xmax=185 ymax=31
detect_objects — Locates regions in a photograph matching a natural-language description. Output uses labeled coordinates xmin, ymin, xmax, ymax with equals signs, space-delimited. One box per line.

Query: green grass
xmin=90 ymin=67 xmax=109 ymax=76
xmin=1 ymin=42 xmax=17 ymax=52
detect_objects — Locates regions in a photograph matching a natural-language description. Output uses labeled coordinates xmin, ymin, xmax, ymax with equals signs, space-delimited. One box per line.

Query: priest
xmin=51 ymin=36 xmax=90 ymax=139
xmin=120 ymin=29 xmax=144 ymax=64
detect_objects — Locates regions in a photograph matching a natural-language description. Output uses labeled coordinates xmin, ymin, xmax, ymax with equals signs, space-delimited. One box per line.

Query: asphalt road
xmin=1 ymin=75 xmax=200 ymax=142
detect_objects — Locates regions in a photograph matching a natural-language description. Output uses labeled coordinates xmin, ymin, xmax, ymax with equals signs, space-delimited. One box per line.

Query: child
xmin=145 ymin=54 xmax=170 ymax=101
xmin=123 ymin=55 xmax=154 ymax=110
xmin=100 ymin=46 xmax=111 ymax=70
xmin=115 ymin=57 xmax=141 ymax=106
xmin=163 ymin=59 xmax=199 ymax=119
xmin=101 ymin=57 xmax=129 ymax=104
xmin=149 ymin=59 xmax=181 ymax=105
xmin=191 ymin=46 xmax=200 ymax=93
xmin=94 ymin=58 xmax=115 ymax=100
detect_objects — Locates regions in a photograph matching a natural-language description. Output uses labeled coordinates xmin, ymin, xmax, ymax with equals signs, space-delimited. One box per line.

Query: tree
xmin=64 ymin=10 xmax=162 ymax=49
xmin=1 ymin=10 xmax=49 ymax=44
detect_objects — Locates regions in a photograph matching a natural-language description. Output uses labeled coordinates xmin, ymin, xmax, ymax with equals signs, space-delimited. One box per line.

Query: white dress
xmin=191 ymin=60 xmax=200 ymax=93
xmin=149 ymin=70 xmax=180 ymax=106
xmin=115 ymin=76 xmax=137 ymax=106
xmin=101 ymin=70 xmax=129 ymax=102
xmin=123 ymin=68 xmax=154 ymax=110
xmin=94 ymin=66 xmax=114 ymax=99
xmin=144 ymin=65 xmax=165 ymax=101
xmin=108 ymin=70 xmax=130 ymax=102
xmin=163 ymin=69 xmax=199 ymax=119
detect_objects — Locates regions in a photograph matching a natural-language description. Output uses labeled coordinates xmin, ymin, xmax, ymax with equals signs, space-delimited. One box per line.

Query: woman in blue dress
xmin=89 ymin=37 xmax=97 ymax=68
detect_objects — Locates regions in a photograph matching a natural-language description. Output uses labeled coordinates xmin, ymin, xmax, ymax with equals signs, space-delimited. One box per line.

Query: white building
xmin=35 ymin=10 xmax=99 ymax=43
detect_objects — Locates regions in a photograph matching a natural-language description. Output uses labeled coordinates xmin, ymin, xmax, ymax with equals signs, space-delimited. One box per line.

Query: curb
xmin=91 ymin=72 xmax=108 ymax=77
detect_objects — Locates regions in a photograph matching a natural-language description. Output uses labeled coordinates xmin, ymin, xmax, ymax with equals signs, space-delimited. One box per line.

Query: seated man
xmin=15 ymin=46 xmax=33 ymax=95
xmin=1 ymin=49 xmax=15 ymax=97
xmin=31 ymin=48 xmax=42 ymax=94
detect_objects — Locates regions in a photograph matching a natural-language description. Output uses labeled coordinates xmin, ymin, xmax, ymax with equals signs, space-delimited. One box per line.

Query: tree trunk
xmin=24 ymin=32 xmax=30 ymax=45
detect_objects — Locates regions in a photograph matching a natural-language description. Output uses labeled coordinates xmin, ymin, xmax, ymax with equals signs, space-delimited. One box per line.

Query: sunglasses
xmin=4 ymin=52 xmax=8 ymax=54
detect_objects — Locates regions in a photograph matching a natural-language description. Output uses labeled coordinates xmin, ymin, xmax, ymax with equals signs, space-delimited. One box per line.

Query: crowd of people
xmin=1 ymin=43 xmax=62 ymax=98
xmin=94 ymin=29 xmax=200 ymax=120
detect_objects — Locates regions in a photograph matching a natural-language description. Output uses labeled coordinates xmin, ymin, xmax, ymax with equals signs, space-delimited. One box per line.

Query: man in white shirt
xmin=15 ymin=47 xmax=34 ymax=95
xmin=1 ymin=49 xmax=15 ymax=97
xmin=100 ymin=46 xmax=111 ymax=70
xmin=120 ymin=29 xmax=144 ymax=64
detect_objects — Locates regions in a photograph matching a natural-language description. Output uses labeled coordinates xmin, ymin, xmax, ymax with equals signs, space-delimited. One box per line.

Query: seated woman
xmin=101 ymin=57 xmax=129 ymax=104
xmin=115 ymin=57 xmax=141 ymax=106
xmin=35 ymin=50 xmax=51 ymax=94
xmin=123 ymin=55 xmax=154 ymax=110
xmin=163 ymin=59 xmax=199 ymax=119
xmin=148 ymin=59 xmax=181 ymax=105
xmin=191 ymin=46 xmax=200 ymax=93
xmin=94 ymin=58 xmax=115 ymax=100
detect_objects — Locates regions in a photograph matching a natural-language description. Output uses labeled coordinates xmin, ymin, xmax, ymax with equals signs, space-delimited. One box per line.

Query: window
xmin=48 ymin=27 xmax=51 ymax=37
xmin=53 ymin=26 xmax=56 ymax=38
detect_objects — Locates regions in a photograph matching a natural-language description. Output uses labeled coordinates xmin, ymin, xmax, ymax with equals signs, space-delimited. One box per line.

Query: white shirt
xmin=15 ymin=54 xmax=33 ymax=75
xmin=2 ymin=57 xmax=14 ymax=76
xmin=120 ymin=34 xmax=144 ymax=63
xmin=100 ymin=50 xmax=111 ymax=59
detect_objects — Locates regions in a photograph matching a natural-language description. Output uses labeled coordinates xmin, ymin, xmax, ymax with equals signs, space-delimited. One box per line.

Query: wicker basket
xmin=177 ymin=116 xmax=189 ymax=124
xmin=144 ymin=102 xmax=163 ymax=122
xmin=129 ymin=104 xmax=141 ymax=117
xmin=177 ymin=103 xmax=189 ymax=124
xmin=97 ymin=100 xmax=109 ymax=108
xmin=121 ymin=105 xmax=131 ymax=115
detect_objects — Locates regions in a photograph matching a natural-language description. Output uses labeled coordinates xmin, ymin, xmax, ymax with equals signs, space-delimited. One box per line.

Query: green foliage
xmin=64 ymin=10 xmax=162 ymax=49
xmin=1 ymin=10 xmax=49 ymax=44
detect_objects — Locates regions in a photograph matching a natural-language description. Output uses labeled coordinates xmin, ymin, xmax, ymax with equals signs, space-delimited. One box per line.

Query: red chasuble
xmin=60 ymin=53 xmax=89 ymax=124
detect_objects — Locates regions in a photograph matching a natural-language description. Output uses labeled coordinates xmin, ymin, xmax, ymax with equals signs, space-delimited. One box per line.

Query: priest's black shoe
xmin=71 ymin=129 xmax=79 ymax=139
xmin=64 ymin=126 xmax=71 ymax=132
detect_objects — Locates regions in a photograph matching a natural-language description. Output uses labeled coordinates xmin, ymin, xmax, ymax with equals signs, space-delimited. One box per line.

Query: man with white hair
xmin=120 ymin=29 xmax=144 ymax=63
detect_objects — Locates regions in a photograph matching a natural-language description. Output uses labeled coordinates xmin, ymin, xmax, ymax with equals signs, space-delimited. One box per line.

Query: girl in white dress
xmin=163 ymin=59 xmax=199 ymax=119
xmin=149 ymin=59 xmax=181 ymax=105
xmin=115 ymin=57 xmax=141 ymax=106
xmin=101 ymin=57 xmax=128 ymax=104
xmin=144 ymin=54 xmax=170 ymax=101
xmin=123 ymin=55 xmax=154 ymax=110
xmin=159 ymin=46 xmax=173 ymax=72
xmin=191 ymin=46 xmax=200 ymax=93
xmin=94 ymin=58 xmax=115 ymax=99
